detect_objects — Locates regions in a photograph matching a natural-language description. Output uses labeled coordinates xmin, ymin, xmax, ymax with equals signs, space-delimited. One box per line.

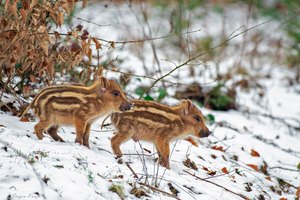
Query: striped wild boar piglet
xmin=110 ymin=99 xmax=212 ymax=169
xmin=27 ymin=77 xmax=132 ymax=148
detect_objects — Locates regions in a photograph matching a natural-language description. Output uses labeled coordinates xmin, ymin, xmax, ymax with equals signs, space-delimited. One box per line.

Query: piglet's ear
xmin=183 ymin=99 xmax=194 ymax=115
xmin=100 ymin=77 xmax=110 ymax=91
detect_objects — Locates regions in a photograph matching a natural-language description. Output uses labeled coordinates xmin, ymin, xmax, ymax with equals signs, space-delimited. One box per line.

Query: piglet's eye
xmin=112 ymin=90 xmax=120 ymax=97
xmin=194 ymin=115 xmax=201 ymax=122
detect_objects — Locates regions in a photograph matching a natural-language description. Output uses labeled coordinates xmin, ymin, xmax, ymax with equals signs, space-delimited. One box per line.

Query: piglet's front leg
xmin=155 ymin=139 xmax=171 ymax=169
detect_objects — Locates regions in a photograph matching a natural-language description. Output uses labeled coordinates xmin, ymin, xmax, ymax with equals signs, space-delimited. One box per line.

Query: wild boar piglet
xmin=26 ymin=77 xmax=132 ymax=148
xmin=111 ymin=99 xmax=211 ymax=169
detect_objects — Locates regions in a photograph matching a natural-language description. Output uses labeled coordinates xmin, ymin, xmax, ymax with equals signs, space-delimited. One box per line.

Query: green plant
xmin=255 ymin=0 xmax=300 ymax=82
xmin=205 ymin=113 xmax=215 ymax=125
xmin=28 ymin=156 xmax=36 ymax=164
xmin=87 ymin=170 xmax=94 ymax=184
xmin=207 ymin=83 xmax=235 ymax=111
xmin=109 ymin=184 xmax=125 ymax=199
xmin=134 ymin=86 xmax=168 ymax=101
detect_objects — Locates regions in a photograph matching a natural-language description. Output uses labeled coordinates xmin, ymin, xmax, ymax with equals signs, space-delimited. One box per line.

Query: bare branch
xmin=183 ymin=170 xmax=250 ymax=200
xmin=139 ymin=20 xmax=273 ymax=98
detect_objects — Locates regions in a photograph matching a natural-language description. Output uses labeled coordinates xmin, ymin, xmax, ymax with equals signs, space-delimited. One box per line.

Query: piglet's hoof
xmin=117 ymin=158 xmax=123 ymax=164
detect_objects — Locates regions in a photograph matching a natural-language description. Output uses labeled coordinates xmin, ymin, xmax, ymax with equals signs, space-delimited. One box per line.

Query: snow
xmin=1 ymin=1 xmax=300 ymax=200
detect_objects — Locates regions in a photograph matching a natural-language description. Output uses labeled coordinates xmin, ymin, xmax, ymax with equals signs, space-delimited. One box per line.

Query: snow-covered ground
xmin=1 ymin=1 xmax=300 ymax=200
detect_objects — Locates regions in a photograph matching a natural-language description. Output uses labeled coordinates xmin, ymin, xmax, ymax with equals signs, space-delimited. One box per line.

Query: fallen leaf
xmin=202 ymin=166 xmax=208 ymax=171
xmin=207 ymin=170 xmax=216 ymax=176
xmin=20 ymin=117 xmax=30 ymax=122
xmin=183 ymin=158 xmax=198 ymax=170
xmin=265 ymin=176 xmax=272 ymax=181
xmin=168 ymin=183 xmax=179 ymax=196
xmin=247 ymin=164 xmax=259 ymax=171
xmin=279 ymin=197 xmax=287 ymax=200
xmin=251 ymin=149 xmax=260 ymax=157
xmin=212 ymin=146 xmax=225 ymax=152
xmin=221 ymin=167 xmax=229 ymax=174
xmin=296 ymin=187 xmax=300 ymax=199
xmin=184 ymin=137 xmax=199 ymax=147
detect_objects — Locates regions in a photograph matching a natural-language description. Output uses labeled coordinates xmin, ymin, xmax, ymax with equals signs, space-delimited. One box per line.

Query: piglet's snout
xmin=119 ymin=102 xmax=133 ymax=111
xmin=200 ymin=129 xmax=212 ymax=138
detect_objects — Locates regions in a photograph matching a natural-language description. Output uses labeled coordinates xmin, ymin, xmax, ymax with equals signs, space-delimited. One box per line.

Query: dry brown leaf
xmin=58 ymin=12 xmax=65 ymax=26
xmin=183 ymin=158 xmax=198 ymax=170
xmin=184 ymin=137 xmax=199 ymax=147
xmin=110 ymin=41 xmax=115 ymax=48
xmin=4 ymin=0 xmax=10 ymax=11
xmin=87 ymin=48 xmax=92 ymax=61
xmin=247 ymin=164 xmax=259 ymax=171
xmin=92 ymin=37 xmax=102 ymax=49
xmin=30 ymin=0 xmax=38 ymax=10
xmin=279 ymin=198 xmax=287 ymax=200
xmin=54 ymin=31 xmax=60 ymax=40
xmin=207 ymin=170 xmax=216 ymax=176
xmin=37 ymin=25 xmax=47 ymax=33
xmin=9 ymin=2 xmax=18 ymax=18
xmin=20 ymin=8 xmax=28 ymax=23
xmin=296 ymin=187 xmax=300 ymax=199
xmin=250 ymin=149 xmax=260 ymax=157
xmin=40 ymin=40 xmax=49 ymax=56
xmin=202 ymin=166 xmax=208 ymax=171
xmin=212 ymin=146 xmax=225 ymax=152
xmin=221 ymin=167 xmax=229 ymax=174
xmin=20 ymin=117 xmax=30 ymax=122
xmin=265 ymin=176 xmax=272 ymax=181
xmin=61 ymin=2 xmax=71 ymax=15
xmin=49 ymin=13 xmax=58 ymax=25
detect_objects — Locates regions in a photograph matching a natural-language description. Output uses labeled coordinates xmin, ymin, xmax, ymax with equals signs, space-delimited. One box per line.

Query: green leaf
xmin=144 ymin=95 xmax=154 ymax=101
xmin=15 ymin=63 xmax=22 ymax=69
xmin=297 ymin=163 xmax=300 ymax=170
xmin=135 ymin=87 xmax=144 ymax=96
xmin=205 ymin=114 xmax=215 ymax=124
xmin=157 ymin=87 xmax=167 ymax=101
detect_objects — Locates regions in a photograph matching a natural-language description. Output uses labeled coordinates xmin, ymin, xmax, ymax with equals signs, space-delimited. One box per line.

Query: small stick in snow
xmin=139 ymin=182 xmax=181 ymax=200
xmin=125 ymin=162 xmax=139 ymax=178
xmin=183 ymin=170 xmax=250 ymax=200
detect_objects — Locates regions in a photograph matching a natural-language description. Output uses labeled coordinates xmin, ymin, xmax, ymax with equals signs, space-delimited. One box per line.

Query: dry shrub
xmin=0 ymin=0 xmax=96 ymax=97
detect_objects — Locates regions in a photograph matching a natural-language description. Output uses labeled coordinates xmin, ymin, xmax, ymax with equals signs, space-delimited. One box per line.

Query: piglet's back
xmin=111 ymin=100 xmax=185 ymax=135
xmin=31 ymin=84 xmax=97 ymax=121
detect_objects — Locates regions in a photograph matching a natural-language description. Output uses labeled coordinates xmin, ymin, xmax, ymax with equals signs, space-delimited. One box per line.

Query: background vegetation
xmin=0 ymin=0 xmax=299 ymax=114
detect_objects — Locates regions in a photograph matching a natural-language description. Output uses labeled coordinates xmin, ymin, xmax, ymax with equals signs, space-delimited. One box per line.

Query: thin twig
xmin=269 ymin=166 xmax=299 ymax=172
xmin=139 ymin=182 xmax=181 ymax=200
xmin=183 ymin=170 xmax=249 ymax=200
xmin=47 ymin=28 xmax=201 ymax=45
xmin=125 ymin=162 xmax=139 ymax=178
xmin=140 ymin=20 xmax=273 ymax=98
xmin=71 ymin=14 xmax=111 ymax=27
xmin=239 ymin=107 xmax=300 ymax=134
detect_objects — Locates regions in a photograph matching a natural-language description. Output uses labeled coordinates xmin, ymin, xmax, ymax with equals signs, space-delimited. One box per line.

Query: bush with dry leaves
xmin=0 ymin=0 xmax=102 ymax=101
